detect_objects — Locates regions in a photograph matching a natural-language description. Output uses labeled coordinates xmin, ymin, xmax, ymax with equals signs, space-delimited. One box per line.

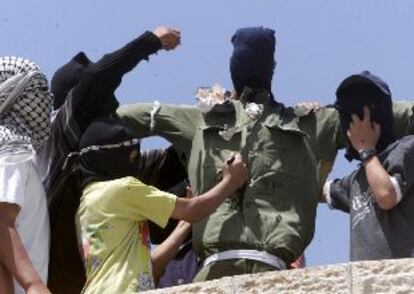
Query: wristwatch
xmin=358 ymin=148 xmax=377 ymax=163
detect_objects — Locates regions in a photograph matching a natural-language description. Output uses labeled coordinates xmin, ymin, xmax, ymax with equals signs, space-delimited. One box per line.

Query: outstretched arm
xmin=0 ymin=203 xmax=50 ymax=294
xmin=86 ymin=26 xmax=180 ymax=96
xmin=72 ymin=27 xmax=180 ymax=131
xmin=117 ymin=103 xmax=200 ymax=157
xmin=46 ymin=27 xmax=181 ymax=199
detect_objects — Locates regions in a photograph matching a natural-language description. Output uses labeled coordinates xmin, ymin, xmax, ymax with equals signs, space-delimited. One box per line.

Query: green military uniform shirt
xmin=119 ymin=88 xmax=332 ymax=264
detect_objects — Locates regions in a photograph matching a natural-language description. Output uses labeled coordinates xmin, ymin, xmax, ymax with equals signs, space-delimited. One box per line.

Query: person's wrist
xmin=26 ymin=279 xmax=44 ymax=288
xmin=26 ymin=279 xmax=50 ymax=294
xmin=221 ymin=175 xmax=239 ymax=193
xmin=223 ymin=174 xmax=237 ymax=185
xmin=177 ymin=220 xmax=190 ymax=228
xmin=353 ymin=140 xmax=375 ymax=151
xmin=147 ymin=31 xmax=163 ymax=50
xmin=358 ymin=148 xmax=377 ymax=164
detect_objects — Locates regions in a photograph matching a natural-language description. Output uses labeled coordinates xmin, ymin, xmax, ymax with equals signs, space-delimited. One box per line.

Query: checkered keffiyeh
xmin=0 ymin=56 xmax=52 ymax=165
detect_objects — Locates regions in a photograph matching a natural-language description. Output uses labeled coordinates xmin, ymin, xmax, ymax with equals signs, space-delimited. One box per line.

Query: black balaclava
xmin=78 ymin=117 xmax=141 ymax=189
xmin=50 ymin=52 xmax=91 ymax=110
xmin=230 ymin=26 xmax=276 ymax=100
xmin=335 ymin=71 xmax=396 ymax=161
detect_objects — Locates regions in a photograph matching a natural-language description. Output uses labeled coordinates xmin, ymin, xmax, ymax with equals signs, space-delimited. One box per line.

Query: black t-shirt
xmin=328 ymin=135 xmax=414 ymax=261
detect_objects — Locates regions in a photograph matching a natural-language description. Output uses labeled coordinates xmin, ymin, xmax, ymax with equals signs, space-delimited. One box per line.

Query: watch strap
xmin=358 ymin=148 xmax=377 ymax=163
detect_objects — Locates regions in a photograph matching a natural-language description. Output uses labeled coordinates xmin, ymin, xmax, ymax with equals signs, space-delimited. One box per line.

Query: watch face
xmin=359 ymin=149 xmax=376 ymax=162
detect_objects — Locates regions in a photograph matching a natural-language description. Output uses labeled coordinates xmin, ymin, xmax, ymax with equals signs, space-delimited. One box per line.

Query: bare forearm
xmin=172 ymin=178 xmax=236 ymax=222
xmin=0 ymin=222 xmax=46 ymax=291
xmin=151 ymin=221 xmax=191 ymax=283
xmin=364 ymin=156 xmax=397 ymax=209
xmin=0 ymin=264 xmax=13 ymax=294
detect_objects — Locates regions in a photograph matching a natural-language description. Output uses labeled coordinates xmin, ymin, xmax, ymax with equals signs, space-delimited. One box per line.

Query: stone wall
xmin=146 ymin=258 xmax=414 ymax=294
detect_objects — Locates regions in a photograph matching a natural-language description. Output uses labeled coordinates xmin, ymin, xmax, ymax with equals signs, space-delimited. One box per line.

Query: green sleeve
xmin=392 ymin=101 xmax=414 ymax=138
xmin=297 ymin=106 xmax=344 ymax=186
xmin=314 ymin=107 xmax=342 ymax=187
xmin=314 ymin=106 xmax=344 ymax=162
xmin=297 ymin=106 xmax=343 ymax=164
xmin=116 ymin=102 xmax=200 ymax=157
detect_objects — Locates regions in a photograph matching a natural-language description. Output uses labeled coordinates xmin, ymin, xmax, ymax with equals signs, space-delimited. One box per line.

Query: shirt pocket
xmin=250 ymin=120 xmax=310 ymax=182
xmin=194 ymin=125 xmax=242 ymax=192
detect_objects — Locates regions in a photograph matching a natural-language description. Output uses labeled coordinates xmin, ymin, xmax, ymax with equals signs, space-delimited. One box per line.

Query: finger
xmin=234 ymin=153 xmax=243 ymax=162
xmin=171 ymin=36 xmax=181 ymax=46
xmin=167 ymin=30 xmax=180 ymax=38
xmin=226 ymin=152 xmax=236 ymax=164
xmin=351 ymin=113 xmax=361 ymax=124
xmin=169 ymin=43 xmax=179 ymax=50
xmin=363 ymin=106 xmax=371 ymax=123
xmin=165 ymin=41 xmax=178 ymax=50
xmin=348 ymin=121 xmax=355 ymax=132
xmin=373 ymin=122 xmax=381 ymax=134
xmin=168 ymin=28 xmax=181 ymax=35
xmin=166 ymin=35 xmax=180 ymax=45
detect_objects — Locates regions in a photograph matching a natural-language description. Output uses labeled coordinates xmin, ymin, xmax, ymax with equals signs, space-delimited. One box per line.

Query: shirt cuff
xmin=389 ymin=176 xmax=403 ymax=204
xmin=323 ymin=180 xmax=334 ymax=209
xmin=140 ymin=31 xmax=163 ymax=52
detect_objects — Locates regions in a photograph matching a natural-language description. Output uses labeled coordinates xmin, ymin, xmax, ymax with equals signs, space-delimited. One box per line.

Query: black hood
xmin=335 ymin=71 xmax=396 ymax=161
xmin=230 ymin=26 xmax=276 ymax=99
xmin=51 ymin=52 xmax=92 ymax=110
xmin=79 ymin=117 xmax=141 ymax=188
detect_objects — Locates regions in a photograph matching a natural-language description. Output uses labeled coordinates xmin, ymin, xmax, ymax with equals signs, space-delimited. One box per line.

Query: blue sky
xmin=2 ymin=0 xmax=414 ymax=266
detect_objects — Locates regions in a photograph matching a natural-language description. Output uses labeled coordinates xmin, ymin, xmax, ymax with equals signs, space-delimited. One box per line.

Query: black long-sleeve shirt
xmin=43 ymin=31 xmax=163 ymax=294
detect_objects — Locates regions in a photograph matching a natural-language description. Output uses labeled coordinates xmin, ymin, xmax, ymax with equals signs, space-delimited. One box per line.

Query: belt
xmin=203 ymin=249 xmax=287 ymax=270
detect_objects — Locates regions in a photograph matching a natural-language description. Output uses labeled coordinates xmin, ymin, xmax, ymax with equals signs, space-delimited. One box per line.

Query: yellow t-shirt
xmin=76 ymin=176 xmax=177 ymax=293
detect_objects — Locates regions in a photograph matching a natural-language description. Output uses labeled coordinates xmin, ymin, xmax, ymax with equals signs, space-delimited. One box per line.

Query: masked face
xmin=0 ymin=56 xmax=52 ymax=164
xmin=335 ymin=72 xmax=395 ymax=161
xmin=78 ymin=118 xmax=141 ymax=188
xmin=230 ymin=27 xmax=276 ymax=96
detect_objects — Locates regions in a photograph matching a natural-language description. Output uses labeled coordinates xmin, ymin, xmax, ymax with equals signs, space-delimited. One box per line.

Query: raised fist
xmin=153 ymin=26 xmax=181 ymax=51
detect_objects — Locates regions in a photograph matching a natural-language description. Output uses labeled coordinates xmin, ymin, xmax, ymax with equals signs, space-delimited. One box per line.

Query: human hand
xmin=296 ymin=101 xmax=321 ymax=111
xmin=347 ymin=106 xmax=381 ymax=151
xmin=153 ymin=26 xmax=181 ymax=50
xmin=221 ymin=153 xmax=248 ymax=189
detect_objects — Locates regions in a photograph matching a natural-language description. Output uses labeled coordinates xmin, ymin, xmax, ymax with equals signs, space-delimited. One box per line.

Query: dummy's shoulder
xmin=292 ymin=104 xmax=338 ymax=122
